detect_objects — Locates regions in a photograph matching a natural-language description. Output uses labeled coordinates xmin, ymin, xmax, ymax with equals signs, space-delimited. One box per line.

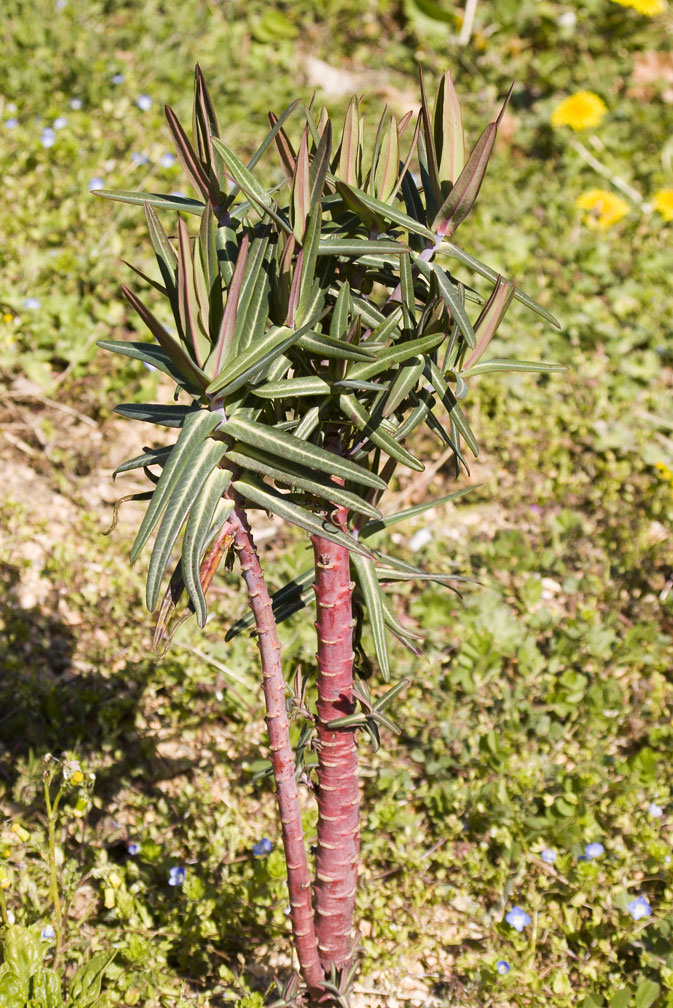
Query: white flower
xmin=136 ymin=94 xmax=153 ymax=111
xmin=409 ymin=527 xmax=433 ymax=551
xmin=70 ymin=98 xmax=82 ymax=110
xmin=53 ymin=116 xmax=68 ymax=130
xmin=648 ymin=802 xmax=663 ymax=818
xmin=41 ymin=128 xmax=56 ymax=148
xmin=160 ymin=152 xmax=176 ymax=168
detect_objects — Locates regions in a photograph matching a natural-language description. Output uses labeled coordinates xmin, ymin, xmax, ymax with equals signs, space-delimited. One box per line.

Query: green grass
xmin=1 ymin=0 xmax=673 ymax=1005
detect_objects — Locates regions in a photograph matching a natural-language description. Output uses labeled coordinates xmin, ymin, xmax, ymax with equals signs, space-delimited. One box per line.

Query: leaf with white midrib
xmin=232 ymin=476 xmax=376 ymax=559
xmin=225 ymin=443 xmax=382 ymax=519
xmin=129 ymin=410 xmax=222 ymax=563
xmin=223 ymin=417 xmax=386 ymax=491
xmin=181 ymin=468 xmax=233 ymax=626
xmin=147 ymin=440 xmax=228 ymax=611
xmin=351 ymin=553 xmax=390 ymax=682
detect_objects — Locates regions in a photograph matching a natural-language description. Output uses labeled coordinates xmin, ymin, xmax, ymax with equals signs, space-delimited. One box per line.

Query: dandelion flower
xmin=653 ymin=189 xmax=673 ymax=222
xmin=505 ymin=906 xmax=531 ymax=932
xmin=627 ymin=895 xmax=652 ymax=920
xmin=551 ymin=91 xmax=607 ymax=131
xmin=611 ymin=0 xmax=666 ymax=14
xmin=576 ymin=189 xmax=630 ymax=229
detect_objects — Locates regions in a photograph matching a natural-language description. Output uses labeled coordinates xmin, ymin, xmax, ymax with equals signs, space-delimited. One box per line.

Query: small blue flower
xmin=40 ymin=925 xmax=56 ymax=941
xmin=88 ymin=177 xmax=105 ymax=191
xmin=112 ymin=73 xmax=125 ymax=85
xmin=505 ymin=906 xmax=531 ymax=932
xmin=160 ymin=152 xmax=176 ymax=168
xmin=168 ymin=865 xmax=185 ymax=886
xmin=53 ymin=116 xmax=68 ymax=130
xmin=23 ymin=297 xmax=41 ymax=310
xmin=496 ymin=960 xmax=511 ymax=975
xmin=41 ymin=127 xmax=56 ymax=149
xmin=541 ymin=848 xmax=557 ymax=864
xmin=584 ymin=842 xmax=605 ymax=860
xmin=70 ymin=98 xmax=82 ymax=110
xmin=127 ymin=842 xmax=140 ymax=855
xmin=5 ymin=118 xmax=18 ymax=129
xmin=136 ymin=94 xmax=153 ymax=111
xmin=648 ymin=802 xmax=663 ymax=818
xmin=131 ymin=151 xmax=149 ymax=165
xmin=55 ymin=0 xmax=66 ymax=8
xmin=252 ymin=837 xmax=273 ymax=857
xmin=627 ymin=896 xmax=652 ymax=921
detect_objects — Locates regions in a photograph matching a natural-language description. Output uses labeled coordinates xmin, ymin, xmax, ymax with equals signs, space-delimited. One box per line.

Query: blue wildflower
xmin=252 ymin=837 xmax=273 ymax=857
xmin=127 ymin=842 xmax=140 ymax=855
xmin=496 ymin=960 xmax=511 ymax=975
xmin=112 ymin=73 xmax=125 ymax=85
xmin=131 ymin=151 xmax=149 ymax=165
xmin=88 ymin=177 xmax=105 ymax=191
xmin=23 ymin=297 xmax=41 ymax=310
xmin=648 ymin=802 xmax=663 ymax=818
xmin=137 ymin=94 xmax=153 ymax=111
xmin=70 ymin=98 xmax=82 ymax=110
xmin=168 ymin=865 xmax=185 ymax=886
xmin=41 ymin=127 xmax=56 ymax=149
xmin=584 ymin=842 xmax=605 ymax=860
xmin=541 ymin=848 xmax=557 ymax=864
xmin=505 ymin=906 xmax=531 ymax=932
xmin=627 ymin=896 xmax=652 ymax=921
xmin=40 ymin=925 xmax=56 ymax=940
xmin=160 ymin=152 xmax=176 ymax=168
xmin=53 ymin=116 xmax=68 ymax=130
xmin=5 ymin=118 xmax=18 ymax=129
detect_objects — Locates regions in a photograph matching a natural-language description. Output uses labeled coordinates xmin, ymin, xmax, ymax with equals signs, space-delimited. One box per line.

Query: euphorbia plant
xmin=97 ymin=66 xmax=560 ymax=1004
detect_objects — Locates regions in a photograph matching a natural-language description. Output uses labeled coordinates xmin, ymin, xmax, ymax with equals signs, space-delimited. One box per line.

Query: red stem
xmin=312 ymin=504 xmax=359 ymax=972
xmin=229 ymin=506 xmax=324 ymax=995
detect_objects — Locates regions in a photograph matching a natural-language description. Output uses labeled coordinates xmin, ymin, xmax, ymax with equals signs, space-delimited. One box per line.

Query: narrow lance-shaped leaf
xmin=418 ymin=64 xmax=441 ymax=216
xmin=177 ymin=216 xmax=210 ymax=366
xmin=97 ymin=340 xmax=204 ymax=394
xmin=414 ymin=256 xmax=476 ymax=348
xmin=207 ymin=323 xmax=298 ymax=397
xmin=114 ymin=403 xmax=196 ymax=428
xmin=95 ymin=190 xmax=205 ymax=215
xmin=337 ymin=95 xmax=361 ymax=185
xmin=165 ymin=104 xmax=211 ymax=200
xmin=433 ymin=83 xmax=514 ymax=237
xmin=335 ymin=179 xmax=436 ymax=242
xmin=424 ymin=358 xmax=479 ymax=457
xmin=222 ymin=415 xmax=387 ymax=490
xmin=232 ymin=475 xmax=376 ymax=559
xmin=226 ymin=568 xmax=316 ymax=641
xmin=434 ymin=70 xmax=465 ymax=189
xmin=295 ymin=204 xmax=322 ymax=327
xmin=360 ymin=485 xmax=478 ymax=539
xmin=462 ymin=276 xmax=515 ymax=370
xmin=146 ymin=440 xmax=228 ymax=611
xmin=128 ymin=410 xmax=222 ymax=563
xmin=210 ymin=232 xmax=250 ymax=374
xmin=144 ymin=202 xmax=177 ymax=290
xmin=346 ymin=328 xmax=444 ymax=383
xmin=461 ymin=358 xmax=567 ymax=377
xmin=374 ymin=112 xmax=399 ymax=203
xmin=181 ymin=467 xmax=233 ymax=626
xmin=351 ymin=554 xmax=390 ymax=681
xmin=292 ymin=127 xmax=310 ymax=240
xmin=233 ymin=226 xmax=272 ymax=351
xmin=329 ymin=281 xmax=351 ymax=341
xmin=339 ymin=395 xmax=424 ymax=472
xmin=382 ymin=356 xmax=424 ymax=416
xmin=211 ymin=137 xmax=292 ymax=236
xmin=308 ymin=119 xmax=332 ymax=208
xmin=268 ymin=109 xmax=297 ymax=178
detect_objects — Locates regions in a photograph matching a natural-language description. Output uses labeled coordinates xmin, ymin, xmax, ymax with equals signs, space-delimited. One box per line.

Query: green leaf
xmin=226 ymin=443 xmax=382 ymax=519
xmin=374 ymin=112 xmax=399 ymax=202
xmin=635 ymin=981 xmax=660 ymax=1008
xmin=414 ymin=256 xmax=475 ymax=348
xmin=292 ymin=128 xmax=310 ymax=240
xmin=351 ymin=554 xmax=389 ymax=681
xmin=221 ymin=416 xmax=386 ymax=490
xmin=308 ymin=119 xmax=332 ymax=209
xmin=129 ymin=410 xmax=222 ymax=563
xmin=296 ymin=205 xmax=322 ymax=327
xmin=329 ymin=281 xmax=351 ymax=341
xmin=0 ymin=970 xmax=24 ymax=1006
xmin=113 ymin=445 xmax=172 ymax=479
xmin=68 ymin=951 xmax=116 ymax=1008
xmin=434 ymin=70 xmax=465 ymax=188
xmin=147 ymin=441 xmax=228 ymax=611
xmin=206 ymin=324 xmax=301 ymax=398
xmin=337 ymin=96 xmax=361 ymax=186
xmin=177 ymin=217 xmax=210 ymax=367
xmin=610 ymin=989 xmax=633 ymax=1008
xmin=95 ymin=190 xmax=205 ymax=215
xmin=424 ymin=358 xmax=479 ymax=456
xmin=418 ymin=64 xmax=441 ymax=212
xmin=382 ymin=357 xmax=424 ymax=416
xmin=346 ymin=329 xmax=444 ymax=383
xmin=232 ymin=476 xmax=375 ymax=558
xmin=144 ymin=202 xmax=177 ymax=288
xmin=462 ymin=276 xmax=515 ymax=369
xmin=339 ymin=395 xmax=424 ymax=471
xmin=297 ymin=330 xmax=375 ymax=362
xmin=399 ymin=250 xmax=417 ymax=330
xmin=233 ymin=227 xmax=273 ymax=353
xmin=119 ymin=285 xmax=210 ymax=392
xmin=96 ymin=341 xmax=204 ymax=394
xmin=252 ymin=376 xmax=331 ymax=398
xmin=165 ymin=104 xmax=211 ymax=199
xmin=226 ymin=568 xmax=315 ymax=641
xmin=181 ymin=468 xmax=233 ymax=626
xmin=433 ymin=84 xmax=513 ymax=237
xmin=4 ymin=927 xmax=41 ymax=994
xmin=461 ymin=358 xmax=567 ymax=377
xmin=317 ymin=238 xmax=408 ymax=257
xmin=30 ymin=968 xmax=64 ymax=1008
xmin=360 ymin=486 xmax=477 ymax=538
xmin=113 ymin=403 xmax=196 ymax=428
xmin=334 ymin=180 xmax=436 ymax=242
xmin=210 ymin=233 xmax=250 ymax=373
xmin=438 ymin=241 xmax=562 ymax=329
xmin=211 ymin=137 xmax=292 ymax=236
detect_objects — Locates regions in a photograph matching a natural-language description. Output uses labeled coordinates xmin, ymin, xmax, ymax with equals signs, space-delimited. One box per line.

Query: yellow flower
xmin=611 ymin=0 xmax=666 ymax=14
xmin=653 ymin=189 xmax=673 ymax=222
xmin=551 ymin=92 xmax=608 ymax=131
xmin=2 ymin=313 xmax=12 ymax=324
xmin=576 ymin=189 xmax=630 ymax=229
